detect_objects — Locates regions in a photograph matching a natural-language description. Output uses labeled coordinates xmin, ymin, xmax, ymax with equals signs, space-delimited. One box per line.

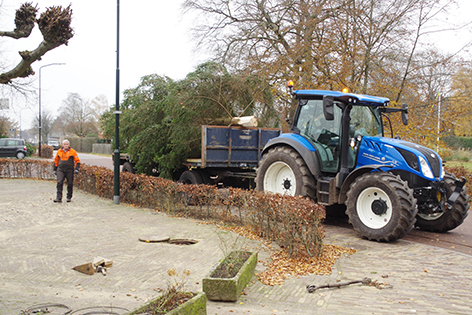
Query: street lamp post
xmin=38 ymin=63 xmax=65 ymax=157
xmin=114 ymin=0 xmax=121 ymax=204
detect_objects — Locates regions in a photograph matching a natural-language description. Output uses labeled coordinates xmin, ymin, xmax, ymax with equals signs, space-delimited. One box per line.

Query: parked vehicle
xmin=256 ymin=88 xmax=470 ymax=242
xmin=47 ymin=139 xmax=60 ymax=150
xmin=116 ymin=125 xmax=280 ymax=188
xmin=0 ymin=138 xmax=27 ymax=159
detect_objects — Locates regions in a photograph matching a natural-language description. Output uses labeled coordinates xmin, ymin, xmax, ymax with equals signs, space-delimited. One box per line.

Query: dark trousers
xmin=57 ymin=170 xmax=74 ymax=200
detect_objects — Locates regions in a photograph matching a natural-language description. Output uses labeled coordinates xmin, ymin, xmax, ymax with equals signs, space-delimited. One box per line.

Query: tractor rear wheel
xmin=256 ymin=146 xmax=315 ymax=199
xmin=346 ymin=172 xmax=417 ymax=242
xmin=415 ymin=172 xmax=469 ymax=232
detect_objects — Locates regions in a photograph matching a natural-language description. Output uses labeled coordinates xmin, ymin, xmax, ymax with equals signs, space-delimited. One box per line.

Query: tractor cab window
xmin=347 ymin=106 xmax=383 ymax=168
xmin=350 ymin=106 xmax=382 ymax=138
xmin=295 ymin=99 xmax=341 ymax=172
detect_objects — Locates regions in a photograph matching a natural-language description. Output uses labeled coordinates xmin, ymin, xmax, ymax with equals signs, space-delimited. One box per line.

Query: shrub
xmin=40 ymin=145 xmax=54 ymax=158
xmin=442 ymin=135 xmax=472 ymax=149
xmin=443 ymin=149 xmax=472 ymax=162
xmin=26 ymin=143 xmax=35 ymax=157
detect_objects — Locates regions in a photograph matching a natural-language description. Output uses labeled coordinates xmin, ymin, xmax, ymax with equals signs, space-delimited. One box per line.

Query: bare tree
xmin=56 ymin=93 xmax=99 ymax=137
xmin=0 ymin=116 xmax=19 ymax=137
xmin=31 ymin=109 xmax=54 ymax=141
xmin=0 ymin=3 xmax=73 ymax=85
xmin=184 ymin=0 xmax=458 ymax=95
xmin=89 ymin=94 xmax=109 ymax=134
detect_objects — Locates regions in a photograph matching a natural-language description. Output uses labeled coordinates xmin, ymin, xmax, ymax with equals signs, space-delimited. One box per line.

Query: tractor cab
xmin=292 ymin=91 xmax=392 ymax=174
xmin=291 ymin=90 xmax=407 ymax=183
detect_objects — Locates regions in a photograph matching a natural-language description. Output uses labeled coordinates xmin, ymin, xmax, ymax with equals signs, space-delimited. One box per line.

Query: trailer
xmin=117 ymin=125 xmax=280 ymax=188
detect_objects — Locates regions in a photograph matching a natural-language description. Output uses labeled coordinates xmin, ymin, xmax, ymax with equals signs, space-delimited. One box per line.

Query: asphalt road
xmin=72 ymin=151 xmax=472 ymax=255
xmin=74 ymin=152 xmax=115 ymax=170
xmin=324 ymin=208 xmax=472 ymax=256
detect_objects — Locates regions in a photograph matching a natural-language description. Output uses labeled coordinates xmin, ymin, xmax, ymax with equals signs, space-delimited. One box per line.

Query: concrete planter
xmin=129 ymin=292 xmax=206 ymax=315
xmin=167 ymin=292 xmax=206 ymax=315
xmin=202 ymin=251 xmax=258 ymax=301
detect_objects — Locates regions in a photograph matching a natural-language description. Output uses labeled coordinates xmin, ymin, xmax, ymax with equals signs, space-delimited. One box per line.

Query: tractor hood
xmin=357 ymin=136 xmax=443 ymax=181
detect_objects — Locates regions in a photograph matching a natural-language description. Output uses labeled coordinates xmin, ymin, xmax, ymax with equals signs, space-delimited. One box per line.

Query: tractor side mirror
xmin=323 ymin=95 xmax=335 ymax=121
xmin=401 ymin=103 xmax=408 ymax=125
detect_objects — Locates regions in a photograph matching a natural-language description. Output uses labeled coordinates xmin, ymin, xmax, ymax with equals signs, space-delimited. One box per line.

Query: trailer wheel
xmin=179 ymin=170 xmax=204 ymax=185
xmin=196 ymin=170 xmax=211 ymax=185
xmin=415 ymin=172 xmax=469 ymax=232
xmin=256 ymin=146 xmax=315 ymax=199
xmin=122 ymin=162 xmax=135 ymax=173
xmin=346 ymin=172 xmax=417 ymax=242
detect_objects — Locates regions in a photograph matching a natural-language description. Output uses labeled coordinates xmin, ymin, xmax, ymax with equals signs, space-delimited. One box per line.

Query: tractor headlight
xmin=419 ymin=156 xmax=434 ymax=179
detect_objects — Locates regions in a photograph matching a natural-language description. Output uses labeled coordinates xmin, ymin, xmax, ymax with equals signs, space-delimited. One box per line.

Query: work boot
xmin=53 ymin=199 xmax=62 ymax=203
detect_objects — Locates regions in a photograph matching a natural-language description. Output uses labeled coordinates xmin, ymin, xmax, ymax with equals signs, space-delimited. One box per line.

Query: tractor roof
xmin=293 ymin=90 xmax=390 ymax=106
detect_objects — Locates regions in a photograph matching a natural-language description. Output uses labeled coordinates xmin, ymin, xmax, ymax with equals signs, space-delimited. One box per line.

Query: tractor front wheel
xmin=346 ymin=172 xmax=417 ymax=242
xmin=415 ymin=172 xmax=469 ymax=232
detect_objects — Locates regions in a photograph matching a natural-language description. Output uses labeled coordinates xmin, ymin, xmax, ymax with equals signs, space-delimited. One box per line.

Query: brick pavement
xmin=0 ymin=179 xmax=471 ymax=315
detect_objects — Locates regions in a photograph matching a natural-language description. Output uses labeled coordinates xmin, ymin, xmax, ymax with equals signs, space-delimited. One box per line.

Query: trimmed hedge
xmin=0 ymin=158 xmax=55 ymax=179
xmin=443 ymin=135 xmax=472 ymax=149
xmin=0 ymin=159 xmax=326 ymax=258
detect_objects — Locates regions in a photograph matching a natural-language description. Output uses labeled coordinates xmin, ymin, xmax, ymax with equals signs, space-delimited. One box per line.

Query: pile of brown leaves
xmin=220 ymin=225 xmax=356 ymax=286
xmin=258 ymin=245 xmax=356 ymax=286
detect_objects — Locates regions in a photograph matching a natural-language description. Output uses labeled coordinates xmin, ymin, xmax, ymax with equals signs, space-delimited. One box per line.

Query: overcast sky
xmin=1 ymin=0 xmax=472 ymax=132
xmin=1 ymin=0 xmax=205 ymax=130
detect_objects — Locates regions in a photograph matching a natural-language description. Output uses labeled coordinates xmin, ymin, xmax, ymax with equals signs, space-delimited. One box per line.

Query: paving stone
xmin=0 ymin=179 xmax=471 ymax=315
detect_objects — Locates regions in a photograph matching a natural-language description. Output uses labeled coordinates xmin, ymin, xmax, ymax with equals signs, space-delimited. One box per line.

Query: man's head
xmin=62 ymin=140 xmax=70 ymax=150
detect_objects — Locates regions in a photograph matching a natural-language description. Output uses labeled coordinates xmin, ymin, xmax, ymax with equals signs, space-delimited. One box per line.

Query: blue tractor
xmin=256 ymin=89 xmax=469 ymax=242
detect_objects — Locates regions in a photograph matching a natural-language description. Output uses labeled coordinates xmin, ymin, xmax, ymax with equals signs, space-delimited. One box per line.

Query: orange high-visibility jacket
xmin=54 ymin=148 xmax=81 ymax=172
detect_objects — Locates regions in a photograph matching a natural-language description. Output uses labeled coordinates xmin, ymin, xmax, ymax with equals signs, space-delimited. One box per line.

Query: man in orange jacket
xmin=53 ymin=140 xmax=81 ymax=203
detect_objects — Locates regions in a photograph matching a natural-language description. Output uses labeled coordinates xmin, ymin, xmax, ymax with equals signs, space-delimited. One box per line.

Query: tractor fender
xmin=262 ymin=135 xmax=322 ymax=178
xmin=339 ymin=164 xmax=392 ymax=204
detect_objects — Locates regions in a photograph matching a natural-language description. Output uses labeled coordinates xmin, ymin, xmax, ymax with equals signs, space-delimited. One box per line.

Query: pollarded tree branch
xmin=37 ymin=5 xmax=73 ymax=46
xmin=0 ymin=2 xmax=38 ymax=39
xmin=0 ymin=4 xmax=73 ymax=85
